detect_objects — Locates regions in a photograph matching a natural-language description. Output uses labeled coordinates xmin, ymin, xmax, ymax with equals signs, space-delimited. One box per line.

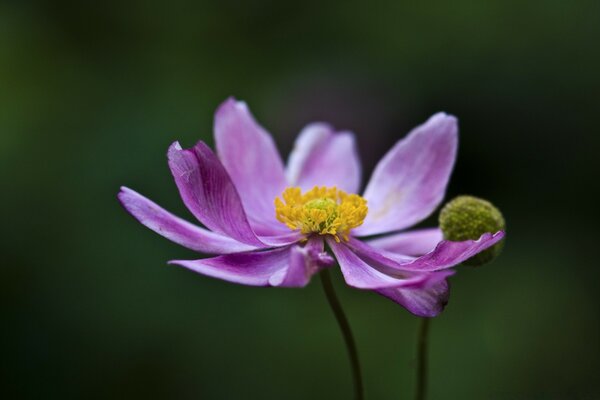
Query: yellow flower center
xmin=274 ymin=186 xmax=368 ymax=242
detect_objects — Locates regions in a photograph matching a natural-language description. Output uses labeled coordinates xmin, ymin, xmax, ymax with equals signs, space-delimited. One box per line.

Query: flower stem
xmin=415 ymin=318 xmax=430 ymax=400
xmin=319 ymin=268 xmax=364 ymax=400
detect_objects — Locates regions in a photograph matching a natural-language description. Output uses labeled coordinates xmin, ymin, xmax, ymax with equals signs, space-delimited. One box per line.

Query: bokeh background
xmin=2 ymin=0 xmax=599 ymax=399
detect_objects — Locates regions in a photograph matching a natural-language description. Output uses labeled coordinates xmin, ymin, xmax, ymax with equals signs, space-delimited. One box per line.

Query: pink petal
xmin=214 ymin=98 xmax=288 ymax=235
xmin=168 ymin=141 xmax=297 ymax=247
xmin=327 ymin=238 xmax=452 ymax=290
xmin=268 ymin=237 xmax=332 ymax=287
xmin=366 ymin=228 xmax=443 ymax=256
xmin=286 ymin=123 xmax=361 ymax=194
xmin=347 ymin=231 xmax=505 ymax=272
xmin=170 ymin=240 xmax=326 ymax=287
xmin=355 ymin=113 xmax=458 ymax=236
xmin=118 ymin=186 xmax=256 ymax=254
xmin=376 ymin=277 xmax=451 ymax=317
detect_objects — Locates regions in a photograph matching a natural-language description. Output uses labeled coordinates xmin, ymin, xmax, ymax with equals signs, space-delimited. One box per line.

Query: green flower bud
xmin=439 ymin=195 xmax=505 ymax=266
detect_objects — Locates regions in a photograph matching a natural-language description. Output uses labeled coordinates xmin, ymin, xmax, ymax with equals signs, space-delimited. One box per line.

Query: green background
xmin=2 ymin=0 xmax=599 ymax=398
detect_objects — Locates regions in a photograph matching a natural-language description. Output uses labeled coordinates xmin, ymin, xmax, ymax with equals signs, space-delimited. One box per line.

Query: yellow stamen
xmin=274 ymin=186 xmax=368 ymax=242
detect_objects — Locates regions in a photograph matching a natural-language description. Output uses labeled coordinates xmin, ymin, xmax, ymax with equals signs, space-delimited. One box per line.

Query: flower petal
xmin=257 ymin=231 xmax=306 ymax=247
xmin=366 ymin=228 xmax=443 ymax=256
xmin=347 ymin=231 xmax=505 ymax=272
xmin=168 ymin=141 xmax=300 ymax=248
xmin=286 ymin=123 xmax=361 ymax=194
xmin=327 ymin=238 xmax=451 ymax=289
xmin=168 ymin=140 xmax=269 ymax=247
xmin=355 ymin=113 xmax=458 ymax=236
xmin=118 ymin=186 xmax=257 ymax=254
xmin=170 ymin=241 xmax=325 ymax=287
xmin=376 ymin=277 xmax=451 ymax=317
xmin=214 ymin=98 xmax=288 ymax=234
xmin=268 ymin=237 xmax=332 ymax=287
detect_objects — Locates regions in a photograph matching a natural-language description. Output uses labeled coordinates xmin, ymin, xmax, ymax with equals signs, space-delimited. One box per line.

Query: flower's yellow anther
xmin=274 ymin=186 xmax=368 ymax=242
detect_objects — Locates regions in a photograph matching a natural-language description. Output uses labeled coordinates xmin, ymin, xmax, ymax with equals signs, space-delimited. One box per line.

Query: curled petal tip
xmin=432 ymin=111 xmax=457 ymax=121
xmin=217 ymin=96 xmax=246 ymax=115
xmin=117 ymin=186 xmax=136 ymax=204
xmin=167 ymin=141 xmax=183 ymax=156
xmin=493 ymin=230 xmax=506 ymax=239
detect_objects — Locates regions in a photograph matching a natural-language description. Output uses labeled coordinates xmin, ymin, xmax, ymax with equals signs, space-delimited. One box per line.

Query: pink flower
xmin=119 ymin=98 xmax=504 ymax=317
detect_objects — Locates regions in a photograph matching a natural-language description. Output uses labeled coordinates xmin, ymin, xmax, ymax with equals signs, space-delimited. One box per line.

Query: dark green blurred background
xmin=2 ymin=0 xmax=599 ymax=399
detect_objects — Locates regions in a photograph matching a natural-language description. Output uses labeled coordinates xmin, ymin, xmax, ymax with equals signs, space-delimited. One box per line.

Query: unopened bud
xmin=439 ymin=195 xmax=505 ymax=266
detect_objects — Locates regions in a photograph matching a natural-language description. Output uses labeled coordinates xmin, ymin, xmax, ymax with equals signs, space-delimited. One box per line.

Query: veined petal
xmin=347 ymin=231 xmax=505 ymax=272
xmin=118 ymin=186 xmax=256 ymax=254
xmin=286 ymin=123 xmax=361 ymax=194
xmin=268 ymin=237 xmax=332 ymax=287
xmin=376 ymin=277 xmax=451 ymax=317
xmin=214 ymin=98 xmax=288 ymax=235
xmin=168 ymin=140 xmax=273 ymax=247
xmin=327 ymin=238 xmax=451 ymax=290
xmin=355 ymin=113 xmax=458 ymax=236
xmin=366 ymin=228 xmax=443 ymax=256
xmin=258 ymin=231 xmax=306 ymax=247
xmin=170 ymin=241 xmax=325 ymax=287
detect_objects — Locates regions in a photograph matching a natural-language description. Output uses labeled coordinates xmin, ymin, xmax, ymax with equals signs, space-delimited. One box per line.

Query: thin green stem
xmin=319 ymin=268 xmax=364 ymax=400
xmin=415 ymin=318 xmax=430 ymax=400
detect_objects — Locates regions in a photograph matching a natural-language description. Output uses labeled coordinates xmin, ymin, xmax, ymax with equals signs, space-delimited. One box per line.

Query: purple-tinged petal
xmin=170 ymin=241 xmax=324 ymax=287
xmin=327 ymin=238 xmax=451 ymax=289
xmin=366 ymin=228 xmax=443 ymax=256
xmin=376 ymin=277 xmax=451 ymax=317
xmin=167 ymin=141 xmax=267 ymax=247
xmin=214 ymin=98 xmax=288 ymax=234
xmin=355 ymin=113 xmax=458 ymax=236
xmin=347 ymin=231 xmax=505 ymax=272
xmin=286 ymin=123 xmax=361 ymax=194
xmin=170 ymin=248 xmax=289 ymax=286
xmin=118 ymin=186 xmax=257 ymax=254
xmin=258 ymin=231 xmax=306 ymax=247
xmin=168 ymin=140 xmax=300 ymax=248
xmin=303 ymin=235 xmax=335 ymax=267
xmin=267 ymin=246 xmax=311 ymax=287
xmin=268 ymin=237 xmax=332 ymax=287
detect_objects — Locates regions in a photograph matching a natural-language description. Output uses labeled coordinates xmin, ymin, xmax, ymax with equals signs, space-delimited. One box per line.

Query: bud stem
xmin=415 ymin=318 xmax=430 ymax=400
xmin=319 ymin=268 xmax=364 ymax=400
